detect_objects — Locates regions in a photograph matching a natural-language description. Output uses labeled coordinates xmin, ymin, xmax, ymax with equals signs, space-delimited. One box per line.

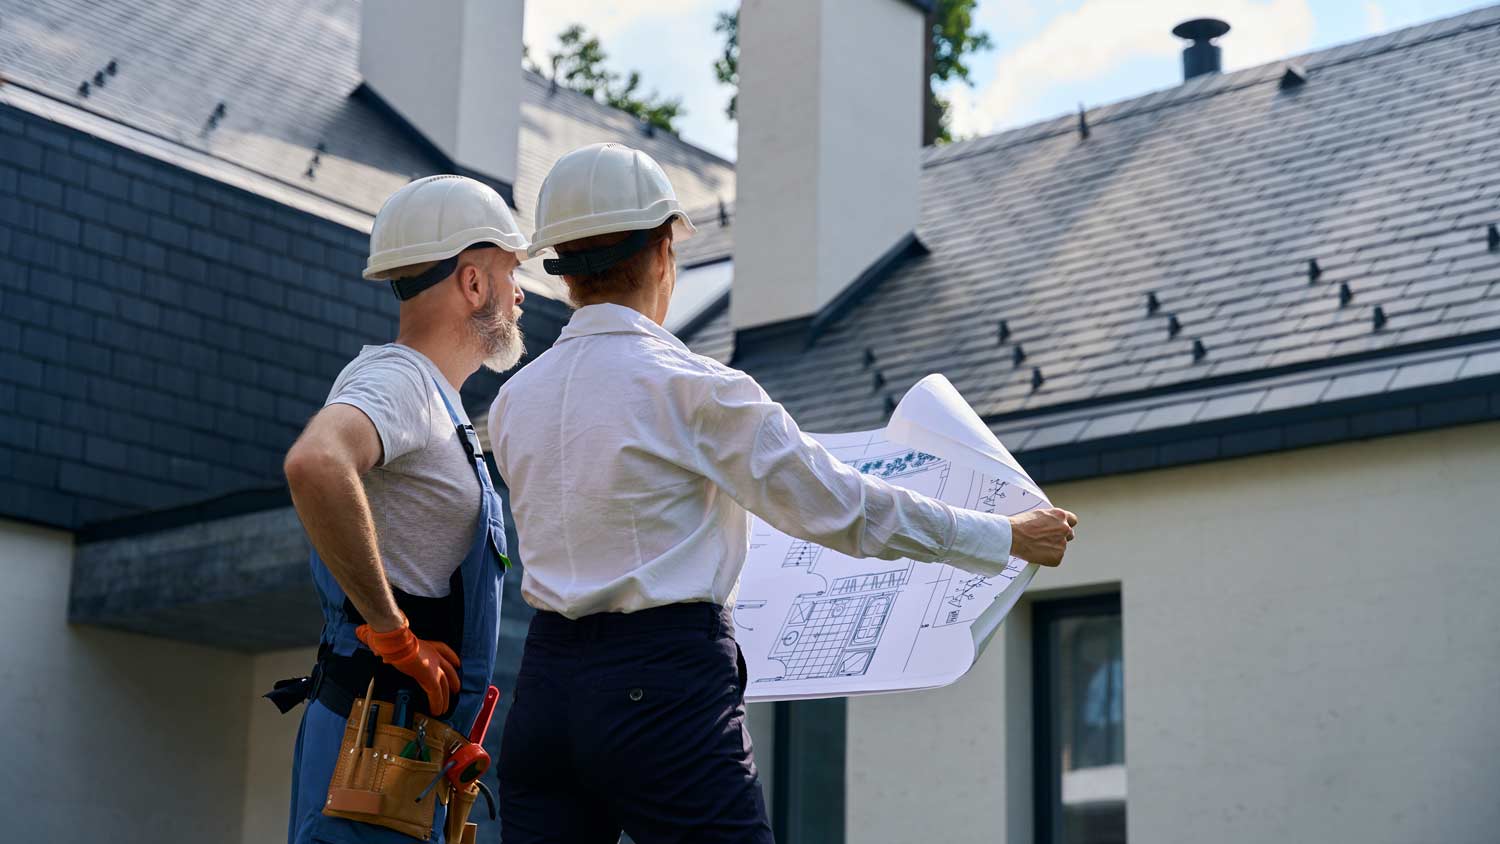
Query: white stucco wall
xmin=733 ymin=0 xmax=923 ymax=330
xmin=0 ymin=519 xmax=254 ymax=843
xmin=358 ymin=0 xmax=523 ymax=185
xmin=241 ymin=646 xmax=318 ymax=844
xmin=848 ymin=421 xmax=1500 ymax=844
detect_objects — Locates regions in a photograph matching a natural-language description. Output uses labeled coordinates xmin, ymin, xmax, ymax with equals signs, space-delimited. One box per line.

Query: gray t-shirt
xmin=325 ymin=344 xmax=480 ymax=597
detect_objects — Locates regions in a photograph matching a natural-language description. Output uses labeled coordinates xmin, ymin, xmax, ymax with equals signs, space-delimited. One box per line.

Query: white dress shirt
xmin=488 ymin=303 xmax=1014 ymax=619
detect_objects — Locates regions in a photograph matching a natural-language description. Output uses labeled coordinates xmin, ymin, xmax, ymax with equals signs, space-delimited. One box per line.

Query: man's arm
xmin=283 ymin=403 xmax=404 ymax=632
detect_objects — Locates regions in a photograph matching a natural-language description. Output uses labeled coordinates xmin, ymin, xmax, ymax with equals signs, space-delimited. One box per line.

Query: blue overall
xmin=287 ymin=379 xmax=506 ymax=844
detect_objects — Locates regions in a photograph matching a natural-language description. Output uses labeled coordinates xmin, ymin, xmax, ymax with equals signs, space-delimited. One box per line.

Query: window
xmin=1034 ymin=594 xmax=1126 ymax=844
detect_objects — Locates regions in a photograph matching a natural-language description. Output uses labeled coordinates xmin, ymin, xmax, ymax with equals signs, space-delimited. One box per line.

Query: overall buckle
xmin=458 ymin=424 xmax=484 ymax=461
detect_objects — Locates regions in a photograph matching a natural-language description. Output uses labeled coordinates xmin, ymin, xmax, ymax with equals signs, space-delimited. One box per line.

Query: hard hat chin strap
xmin=388 ymin=244 xmax=498 ymax=301
xmin=390 ymin=256 xmax=458 ymax=301
xmin=542 ymin=230 xmax=650 ymax=277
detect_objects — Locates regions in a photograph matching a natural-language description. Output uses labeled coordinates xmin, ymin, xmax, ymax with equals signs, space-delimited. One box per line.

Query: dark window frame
xmin=771 ymin=697 xmax=846 ymax=844
xmin=1032 ymin=592 xmax=1124 ymax=844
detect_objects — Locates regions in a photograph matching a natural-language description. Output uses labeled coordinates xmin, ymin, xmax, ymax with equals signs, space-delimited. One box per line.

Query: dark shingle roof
xmin=995 ymin=338 xmax=1500 ymax=454
xmin=678 ymin=200 xmax=736 ymax=267
xmin=688 ymin=5 xmax=1500 ymax=435
xmin=0 ymin=0 xmax=735 ymax=225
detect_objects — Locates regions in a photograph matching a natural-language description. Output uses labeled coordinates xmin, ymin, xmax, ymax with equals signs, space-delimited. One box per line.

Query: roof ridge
xmin=924 ymin=2 xmax=1500 ymax=170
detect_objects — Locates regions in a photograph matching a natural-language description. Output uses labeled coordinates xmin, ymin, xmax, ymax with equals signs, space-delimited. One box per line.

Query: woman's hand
xmin=1008 ymin=507 xmax=1078 ymax=566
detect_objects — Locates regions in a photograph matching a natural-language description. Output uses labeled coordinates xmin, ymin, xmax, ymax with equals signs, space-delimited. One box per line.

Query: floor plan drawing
xmin=766 ymin=592 xmax=886 ymax=679
xmin=733 ymin=375 xmax=1047 ymax=702
xmin=751 ymin=450 xmax=950 ymax=687
xmin=781 ymin=539 xmax=823 ymax=568
xmin=832 ymin=567 xmax=911 ymax=595
xmin=758 ymin=563 xmax=913 ymax=682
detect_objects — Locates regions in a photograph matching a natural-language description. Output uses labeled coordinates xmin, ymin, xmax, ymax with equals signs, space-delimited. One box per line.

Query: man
xmin=488 ymin=143 xmax=1078 ymax=843
xmin=272 ymin=175 xmax=528 ymax=844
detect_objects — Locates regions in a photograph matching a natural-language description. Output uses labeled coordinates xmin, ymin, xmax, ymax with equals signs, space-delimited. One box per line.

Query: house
xmin=1 ymin=0 xmax=1497 ymax=842
xmin=717 ymin=5 xmax=1500 ymax=843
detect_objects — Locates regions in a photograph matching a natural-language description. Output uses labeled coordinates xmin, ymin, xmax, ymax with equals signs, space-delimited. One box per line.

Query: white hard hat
xmin=529 ymin=143 xmax=696 ymax=271
xmin=363 ymin=175 xmax=530 ymax=288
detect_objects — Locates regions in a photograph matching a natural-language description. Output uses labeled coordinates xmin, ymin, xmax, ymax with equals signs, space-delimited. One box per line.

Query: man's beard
xmin=471 ymin=284 xmax=526 ymax=373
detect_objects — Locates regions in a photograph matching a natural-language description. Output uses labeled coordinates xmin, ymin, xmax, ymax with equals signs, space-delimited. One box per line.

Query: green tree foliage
xmin=926 ymin=0 xmax=992 ymax=143
xmin=606 ymin=70 xmax=686 ymax=133
xmin=714 ymin=1 xmax=992 ymax=144
xmin=929 ymin=0 xmax=991 ymax=87
xmin=714 ymin=11 xmax=739 ymax=120
xmin=543 ymin=25 xmax=685 ymax=133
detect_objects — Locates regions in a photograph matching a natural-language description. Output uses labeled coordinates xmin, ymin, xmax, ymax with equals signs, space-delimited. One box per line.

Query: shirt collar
xmin=556 ymin=303 xmax=688 ymax=352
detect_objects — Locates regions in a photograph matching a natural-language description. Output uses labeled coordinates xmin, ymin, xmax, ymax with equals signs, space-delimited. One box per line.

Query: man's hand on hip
xmin=1008 ymin=507 xmax=1079 ymax=567
xmin=356 ymin=619 xmax=462 ymax=715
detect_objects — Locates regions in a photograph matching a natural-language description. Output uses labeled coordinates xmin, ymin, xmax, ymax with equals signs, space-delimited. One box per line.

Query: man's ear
xmin=656 ymin=237 xmax=674 ymax=281
xmin=457 ymin=261 xmax=485 ymax=308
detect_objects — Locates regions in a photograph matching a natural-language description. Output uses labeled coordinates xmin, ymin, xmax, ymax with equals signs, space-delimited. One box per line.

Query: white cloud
xmin=941 ymin=82 xmax=992 ymax=141
xmin=523 ymin=0 xmax=706 ymax=50
xmin=996 ymin=0 xmax=1066 ymax=32
xmin=1364 ymin=1 xmax=1388 ymax=33
xmin=970 ymin=0 xmax=1316 ymax=134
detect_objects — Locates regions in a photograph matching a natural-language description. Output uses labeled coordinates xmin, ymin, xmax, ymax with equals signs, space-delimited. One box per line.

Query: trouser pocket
xmin=735 ymin=641 xmax=748 ymax=699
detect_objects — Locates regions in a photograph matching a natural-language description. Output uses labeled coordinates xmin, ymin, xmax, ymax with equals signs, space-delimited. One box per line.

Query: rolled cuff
xmin=943 ymin=507 xmax=1015 ymax=576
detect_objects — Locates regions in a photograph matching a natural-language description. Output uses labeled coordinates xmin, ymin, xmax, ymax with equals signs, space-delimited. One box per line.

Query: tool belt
xmin=265 ymin=585 xmax=465 ymax=719
xmin=265 ymin=659 xmax=491 ymax=842
xmin=325 ymin=681 xmax=483 ymax=842
xmin=264 ymin=582 xmax=484 ymax=840
xmin=265 ymin=644 xmax=420 ymax=719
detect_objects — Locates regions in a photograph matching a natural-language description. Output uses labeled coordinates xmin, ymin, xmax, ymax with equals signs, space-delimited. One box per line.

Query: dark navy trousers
xmin=498 ymin=602 xmax=774 ymax=843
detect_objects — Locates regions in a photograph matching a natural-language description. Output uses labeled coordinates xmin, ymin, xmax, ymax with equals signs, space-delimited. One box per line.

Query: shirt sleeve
xmin=687 ymin=368 xmax=1015 ymax=575
xmin=326 ymin=356 xmax=434 ymax=466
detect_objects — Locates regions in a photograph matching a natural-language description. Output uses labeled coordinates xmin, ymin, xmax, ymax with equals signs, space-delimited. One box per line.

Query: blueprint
xmin=733 ymin=375 xmax=1049 ymax=702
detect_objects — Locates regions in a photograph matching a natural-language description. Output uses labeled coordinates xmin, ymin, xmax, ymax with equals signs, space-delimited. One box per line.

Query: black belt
xmin=528 ymin=601 xmax=731 ymax=641
xmin=263 ymin=644 xmax=436 ymax=720
xmin=265 ymin=581 xmax=464 ymax=718
xmin=526 ymin=602 xmax=748 ymax=694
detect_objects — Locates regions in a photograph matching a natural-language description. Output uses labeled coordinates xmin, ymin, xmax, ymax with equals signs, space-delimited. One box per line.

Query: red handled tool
xmin=413 ymin=686 xmax=502 ymax=804
xmin=446 ymin=685 xmax=500 ymax=787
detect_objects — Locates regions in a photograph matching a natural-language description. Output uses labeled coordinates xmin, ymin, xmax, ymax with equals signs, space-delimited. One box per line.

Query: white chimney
xmin=359 ymin=0 xmax=524 ymax=189
xmin=732 ymin=0 xmax=926 ymax=334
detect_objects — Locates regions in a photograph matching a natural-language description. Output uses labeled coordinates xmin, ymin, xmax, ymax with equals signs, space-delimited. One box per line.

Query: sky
xmin=523 ymin=0 xmax=1493 ymax=161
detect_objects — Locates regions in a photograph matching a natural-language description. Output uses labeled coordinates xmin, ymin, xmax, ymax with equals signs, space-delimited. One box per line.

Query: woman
xmin=488 ymin=143 xmax=1077 ymax=844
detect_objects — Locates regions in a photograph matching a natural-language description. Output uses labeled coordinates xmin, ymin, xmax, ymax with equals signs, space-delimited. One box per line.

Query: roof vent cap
xmin=1172 ymin=18 xmax=1229 ymax=81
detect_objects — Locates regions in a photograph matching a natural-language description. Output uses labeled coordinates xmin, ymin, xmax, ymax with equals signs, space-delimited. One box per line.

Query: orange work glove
xmin=356 ymin=618 xmax=461 ymax=716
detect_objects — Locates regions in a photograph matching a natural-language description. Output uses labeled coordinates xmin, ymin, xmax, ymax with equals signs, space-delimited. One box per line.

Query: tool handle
xmin=350 ymin=679 xmax=377 ymax=780
xmin=365 ymin=704 xmax=380 ymax=748
xmin=468 ymin=686 xmax=500 ymax=746
xmin=393 ymin=688 xmax=412 ymax=729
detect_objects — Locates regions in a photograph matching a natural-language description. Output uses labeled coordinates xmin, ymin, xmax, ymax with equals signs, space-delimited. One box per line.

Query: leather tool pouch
xmin=322 ymin=687 xmax=468 ymax=841
xmin=445 ymin=783 xmax=481 ymax=844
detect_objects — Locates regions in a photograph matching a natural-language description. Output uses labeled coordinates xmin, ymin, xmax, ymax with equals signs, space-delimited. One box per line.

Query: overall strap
xmin=430 ymin=376 xmax=487 ymax=480
xmin=429 ymin=377 xmax=510 ymax=574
